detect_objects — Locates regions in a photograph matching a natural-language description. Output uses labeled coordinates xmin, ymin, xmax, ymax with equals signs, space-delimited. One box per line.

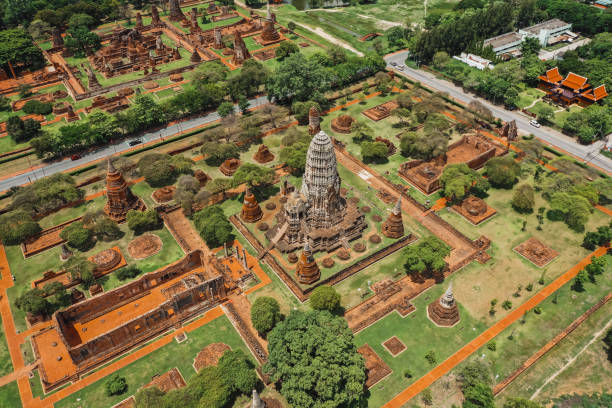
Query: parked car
xmin=128 ymin=139 xmax=143 ymax=147
xmin=70 ymin=154 xmax=81 ymax=161
xmin=529 ymin=120 xmax=541 ymax=128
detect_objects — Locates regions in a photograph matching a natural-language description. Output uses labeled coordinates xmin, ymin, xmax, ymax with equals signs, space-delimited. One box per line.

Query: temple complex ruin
xmin=104 ymin=159 xmax=146 ymax=222
xmin=266 ymin=130 xmax=366 ymax=253
xmin=381 ymin=197 xmax=404 ymax=238
xmin=427 ymin=283 xmax=460 ymax=326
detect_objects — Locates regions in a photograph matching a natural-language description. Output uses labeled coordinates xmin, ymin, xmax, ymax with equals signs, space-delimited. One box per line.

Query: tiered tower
xmin=381 ymin=196 xmax=404 ymax=238
xmin=168 ymin=0 xmax=186 ymax=21
xmin=295 ymin=240 xmax=320 ymax=284
xmin=308 ymin=105 xmax=320 ymax=135
xmin=103 ymin=159 xmax=146 ymax=222
xmin=260 ymin=3 xmax=280 ymax=43
xmin=232 ymin=32 xmax=250 ymax=65
xmin=241 ymin=189 xmax=263 ymax=223
xmin=427 ymin=283 xmax=460 ymax=326
xmin=151 ymin=5 xmax=161 ymax=26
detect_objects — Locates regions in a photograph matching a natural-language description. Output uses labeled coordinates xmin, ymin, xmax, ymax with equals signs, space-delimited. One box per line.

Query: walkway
xmin=380 ymin=246 xmax=608 ymax=407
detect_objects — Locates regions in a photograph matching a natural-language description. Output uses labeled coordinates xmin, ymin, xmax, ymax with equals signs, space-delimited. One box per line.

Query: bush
xmin=250 ymin=296 xmax=282 ymax=335
xmin=0 ymin=210 xmax=41 ymax=245
xmin=502 ymin=300 xmax=512 ymax=310
xmin=511 ymin=184 xmax=535 ymax=213
xmin=105 ymin=375 xmax=128 ymax=396
xmin=361 ymin=141 xmax=388 ymax=164
xmin=126 ymin=210 xmax=161 ymax=234
xmin=403 ymin=369 xmax=413 ymax=378
xmin=22 ymin=99 xmax=53 ymax=115
xmin=116 ymin=265 xmax=142 ymax=281
xmin=310 ymin=285 xmax=341 ymax=311
xmin=533 ymin=306 xmax=542 ymax=314
xmin=60 ymin=221 xmax=94 ymax=251
xmin=201 ymin=142 xmax=239 ymax=166
xmin=6 ymin=116 xmax=41 ymax=142
xmin=485 ymin=156 xmax=520 ymax=188
xmin=486 ymin=341 xmax=496 ymax=351
xmin=425 ymin=350 xmax=437 ymax=365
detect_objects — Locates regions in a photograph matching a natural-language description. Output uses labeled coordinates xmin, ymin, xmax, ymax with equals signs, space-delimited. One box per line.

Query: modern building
xmin=483 ymin=32 xmax=523 ymax=59
xmin=518 ymin=19 xmax=575 ymax=46
xmin=452 ymin=53 xmax=494 ymax=70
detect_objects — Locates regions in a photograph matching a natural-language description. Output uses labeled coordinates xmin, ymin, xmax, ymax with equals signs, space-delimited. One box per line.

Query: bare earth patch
xmin=193 ymin=342 xmax=231 ymax=372
xmin=382 ymin=336 xmax=407 ymax=356
xmin=357 ymin=344 xmax=392 ymax=388
xmin=127 ymin=234 xmax=163 ymax=260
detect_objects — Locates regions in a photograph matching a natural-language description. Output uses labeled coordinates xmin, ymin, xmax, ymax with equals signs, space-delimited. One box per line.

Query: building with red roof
xmin=538 ymin=68 xmax=608 ymax=106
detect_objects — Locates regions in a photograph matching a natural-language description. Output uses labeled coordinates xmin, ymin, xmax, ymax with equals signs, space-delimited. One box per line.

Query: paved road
xmin=0 ymin=96 xmax=269 ymax=192
xmin=538 ymin=38 xmax=590 ymax=61
xmin=384 ymin=51 xmax=612 ymax=174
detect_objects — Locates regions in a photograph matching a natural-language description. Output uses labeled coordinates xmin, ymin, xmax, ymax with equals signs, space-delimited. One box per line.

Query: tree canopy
xmin=265 ymin=310 xmax=366 ymax=408
xmin=0 ymin=210 xmax=40 ymax=245
xmin=250 ymin=296 xmax=282 ymax=335
xmin=485 ymin=156 xmax=521 ymax=188
xmin=403 ymin=236 xmax=450 ymax=278
xmin=309 ymin=285 xmax=341 ymax=312
xmin=400 ymin=131 xmax=448 ymax=160
xmin=193 ymin=205 xmax=233 ymax=248
xmin=439 ymin=163 xmax=489 ymax=201
xmin=0 ymin=29 xmax=44 ymax=74
xmin=232 ymin=163 xmax=275 ymax=187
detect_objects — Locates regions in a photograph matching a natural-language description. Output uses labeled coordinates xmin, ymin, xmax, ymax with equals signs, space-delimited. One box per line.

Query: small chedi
xmin=308 ymin=105 xmax=321 ymax=135
xmin=253 ymin=144 xmax=274 ymax=163
xmin=428 ymin=283 xmax=460 ymax=327
xmin=168 ymin=0 xmax=187 ymax=21
xmin=295 ymin=240 xmax=320 ymax=284
xmin=104 ymin=159 xmax=146 ymax=222
xmin=381 ymin=197 xmax=404 ymax=238
xmin=256 ymin=3 xmax=281 ymax=45
xmin=266 ymin=130 xmax=366 ymax=253
xmin=220 ymin=158 xmax=241 ymax=176
xmin=241 ymin=189 xmax=263 ymax=223
xmin=331 ymin=114 xmax=354 ymax=134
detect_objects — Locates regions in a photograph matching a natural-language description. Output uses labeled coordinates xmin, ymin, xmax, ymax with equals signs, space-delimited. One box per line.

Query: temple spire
xmin=107 ymin=157 xmax=116 ymax=173
xmin=440 ymin=282 xmax=455 ymax=308
xmin=251 ymin=389 xmax=265 ymax=408
xmin=304 ymin=237 xmax=311 ymax=254
xmin=392 ymin=195 xmax=402 ymax=215
xmin=266 ymin=1 xmax=272 ymax=20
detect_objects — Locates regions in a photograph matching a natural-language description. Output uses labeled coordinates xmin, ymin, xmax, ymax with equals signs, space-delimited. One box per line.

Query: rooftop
xmin=521 ymin=19 xmax=570 ymax=35
xmin=483 ymin=32 xmax=523 ymax=49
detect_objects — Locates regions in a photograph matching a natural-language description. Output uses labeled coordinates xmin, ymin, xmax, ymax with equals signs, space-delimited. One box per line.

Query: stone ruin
xmin=85 ymin=94 xmax=130 ymax=114
xmin=241 ymin=189 xmax=263 ymax=223
xmin=375 ymin=137 xmax=397 ymax=156
xmin=91 ymin=27 xmax=181 ymax=78
xmin=169 ymin=0 xmax=187 ymax=21
xmin=153 ymin=186 xmax=176 ymax=203
xmin=266 ymin=130 xmax=366 ymax=254
xmin=427 ymin=283 xmax=460 ymax=327
xmin=231 ymin=31 xmax=251 ymax=66
xmin=500 ymin=120 xmax=518 ymax=141
xmin=255 ymin=4 xmax=281 ymax=46
xmin=194 ymin=170 xmax=210 ymax=187
xmin=331 ymin=114 xmax=354 ymax=134
xmin=452 ymin=195 xmax=497 ymax=225
xmin=308 ymin=105 xmax=321 ymax=135
xmin=381 ymin=197 xmax=404 ymax=239
xmin=253 ymin=144 xmax=274 ymax=163
xmin=295 ymin=240 xmax=320 ymax=284
xmin=219 ymin=158 xmax=241 ymax=176
xmin=104 ymin=159 xmax=146 ymax=222
xmin=90 ymin=248 xmax=122 ymax=273
xmin=514 ymin=237 xmax=559 ymax=267
xmin=362 ymin=100 xmax=399 ymax=121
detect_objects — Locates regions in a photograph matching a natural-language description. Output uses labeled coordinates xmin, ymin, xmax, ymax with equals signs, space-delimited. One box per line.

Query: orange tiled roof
xmin=561 ymin=72 xmax=588 ymax=91
xmin=538 ymin=67 xmax=563 ymax=83
xmin=581 ymin=85 xmax=608 ymax=101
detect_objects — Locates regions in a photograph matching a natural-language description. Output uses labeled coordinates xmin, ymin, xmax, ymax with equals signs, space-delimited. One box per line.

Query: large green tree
xmin=0 ymin=29 xmax=44 ymax=74
xmin=250 ymin=296 xmax=282 ymax=335
xmin=265 ymin=310 xmax=366 ymax=408
xmin=193 ymin=205 xmax=233 ymax=248
xmin=0 ymin=210 xmax=40 ymax=245
xmin=232 ymin=163 xmax=275 ymax=187
xmin=440 ymin=163 xmax=489 ymax=201
xmin=309 ymin=285 xmax=341 ymax=312
xmin=485 ymin=156 xmax=521 ymax=188
xmin=400 ymin=131 xmax=448 ymax=160
xmin=266 ymin=53 xmax=330 ymax=104
xmin=403 ymin=236 xmax=450 ymax=278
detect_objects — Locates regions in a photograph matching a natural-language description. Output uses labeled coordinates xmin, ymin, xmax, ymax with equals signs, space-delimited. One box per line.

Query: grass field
xmin=0 ymin=381 xmax=20 ymax=408
xmin=53 ymin=314 xmax=251 ymax=408
xmin=0 ymin=329 xmax=13 ymax=377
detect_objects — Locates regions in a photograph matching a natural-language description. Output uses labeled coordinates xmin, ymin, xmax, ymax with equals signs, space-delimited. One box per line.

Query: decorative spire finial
xmin=392 ymin=195 xmax=402 ymax=215
xmin=107 ymin=158 xmax=116 ymax=173
xmin=440 ymin=282 xmax=455 ymax=308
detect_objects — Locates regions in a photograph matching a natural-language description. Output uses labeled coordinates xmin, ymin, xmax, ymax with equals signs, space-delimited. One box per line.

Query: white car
xmin=390 ymin=61 xmax=397 ymax=67
xmin=529 ymin=120 xmax=541 ymax=128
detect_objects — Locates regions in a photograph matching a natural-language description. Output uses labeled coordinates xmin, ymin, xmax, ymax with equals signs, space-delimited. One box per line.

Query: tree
xmin=361 ymin=141 xmax=388 ymax=164
xmin=68 ymin=13 xmax=95 ymax=29
xmin=485 ymin=156 xmax=521 ymax=188
xmin=64 ymin=26 xmax=101 ymax=57
xmin=291 ymin=100 xmax=321 ymax=125
xmin=511 ymin=184 xmax=535 ymax=213
xmin=88 ymin=215 xmax=122 ymax=242
xmin=404 ymin=236 xmax=450 ymax=278
xmin=550 ymin=192 xmax=591 ymax=231
xmin=9 ymin=173 xmax=83 ymax=216
xmin=217 ymin=349 xmax=258 ymax=395
xmin=237 ymin=95 xmax=249 ymax=114
xmin=310 ymin=285 xmax=341 ymax=311
xmin=463 ymin=383 xmax=495 ymax=408
xmin=266 ymin=53 xmax=330 ymax=104
xmin=193 ymin=205 xmax=233 ymax=248
xmin=265 ymin=310 xmax=366 ymax=408
xmin=116 ymin=265 xmax=142 ymax=281
xmin=126 ymin=210 xmax=161 ymax=234
xmin=105 ymin=375 xmax=128 ymax=396
xmin=217 ymin=101 xmax=235 ymax=119
xmin=60 ymin=221 xmax=94 ymax=251
xmin=64 ymin=256 xmax=96 ymax=289
xmin=15 ymin=288 xmax=50 ymax=316
xmin=571 ymin=269 xmax=588 ymax=292
xmin=280 ymin=141 xmax=309 ymax=174
xmin=251 ymin=296 xmax=281 ymax=335
xmin=0 ymin=210 xmax=40 ymax=245
xmin=0 ymin=29 xmax=45 ymax=74
xmin=275 ymin=40 xmax=299 ymax=60
xmin=400 ymin=131 xmax=448 ymax=160
xmin=440 ymin=164 xmax=489 ymax=201
xmin=536 ymin=105 xmax=555 ymax=124
xmin=287 ymin=21 xmax=296 ymax=32
xmin=521 ymin=36 xmax=541 ymax=56
xmin=233 ymin=163 xmax=275 ymax=187
xmin=458 ymin=361 xmax=491 ymax=390
xmin=138 ymin=154 xmax=193 ymax=187
xmin=201 ymin=142 xmax=239 ymax=166
xmin=432 ymin=51 xmax=450 ymax=69
xmin=185 ymin=366 xmax=231 ymax=408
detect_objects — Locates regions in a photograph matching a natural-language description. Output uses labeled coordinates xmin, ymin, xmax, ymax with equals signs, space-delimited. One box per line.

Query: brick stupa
xmin=256 ymin=3 xmax=281 ymax=45
xmin=427 ymin=283 xmax=460 ymax=327
xmin=241 ymin=189 xmax=263 ymax=223
xmin=168 ymin=0 xmax=186 ymax=21
xmin=295 ymin=240 xmax=320 ymax=284
xmin=308 ymin=105 xmax=320 ymax=135
xmin=253 ymin=144 xmax=275 ymax=163
xmin=381 ymin=196 xmax=404 ymax=238
xmin=104 ymin=159 xmax=146 ymax=222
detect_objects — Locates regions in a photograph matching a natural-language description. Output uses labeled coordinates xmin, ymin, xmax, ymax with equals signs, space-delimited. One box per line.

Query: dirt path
xmin=294 ymin=22 xmax=364 ymax=57
xmin=355 ymin=13 xmax=402 ymax=30
xmin=380 ymin=246 xmax=608 ymax=408
xmin=530 ymin=314 xmax=612 ymax=400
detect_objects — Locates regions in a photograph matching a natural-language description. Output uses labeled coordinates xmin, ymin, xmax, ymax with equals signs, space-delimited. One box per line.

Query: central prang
xmin=266 ymin=130 xmax=366 ymax=254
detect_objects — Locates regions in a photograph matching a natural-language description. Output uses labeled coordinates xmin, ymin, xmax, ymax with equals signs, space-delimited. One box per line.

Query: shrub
xmin=201 ymin=142 xmax=239 ymax=166
xmin=310 ymin=285 xmax=341 ymax=311
xmin=250 ymin=296 xmax=281 ymax=335
xmin=105 ymin=375 xmax=128 ymax=396
xmin=116 ymin=265 xmax=142 ymax=281
xmin=126 ymin=210 xmax=161 ymax=234
xmin=533 ymin=307 xmax=542 ymax=314
xmin=502 ymin=300 xmax=512 ymax=310
xmin=361 ymin=141 xmax=388 ymax=164
xmin=22 ymin=99 xmax=53 ymax=115
xmin=421 ymin=388 xmax=433 ymax=405
xmin=486 ymin=341 xmax=496 ymax=351
xmin=425 ymin=350 xmax=437 ymax=365
xmin=403 ymin=369 xmax=413 ymax=378
xmin=60 ymin=221 xmax=94 ymax=251
xmin=511 ymin=184 xmax=535 ymax=213
xmin=485 ymin=156 xmax=521 ymax=188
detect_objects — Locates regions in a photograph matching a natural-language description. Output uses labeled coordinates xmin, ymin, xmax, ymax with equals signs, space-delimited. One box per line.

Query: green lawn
xmin=54 ymin=315 xmax=251 ymax=408
xmin=0 ymin=381 xmax=21 ymax=408
xmin=355 ymin=283 xmax=487 ymax=408
xmin=0 ymin=329 xmax=13 ymax=377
